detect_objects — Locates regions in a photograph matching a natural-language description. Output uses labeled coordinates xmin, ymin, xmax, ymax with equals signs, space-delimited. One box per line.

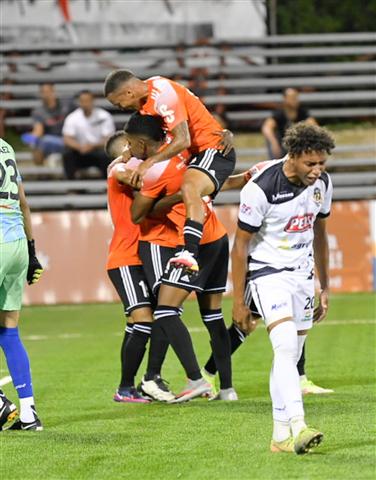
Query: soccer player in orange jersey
xmin=104 ymin=70 xmax=236 ymax=275
xmin=118 ymin=113 xmax=236 ymax=402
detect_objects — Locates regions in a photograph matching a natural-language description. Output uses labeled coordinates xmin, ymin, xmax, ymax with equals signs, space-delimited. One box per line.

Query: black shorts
xmin=162 ymin=235 xmax=229 ymax=293
xmin=188 ymin=148 xmax=236 ymax=197
xmin=139 ymin=241 xmax=176 ymax=297
xmin=107 ymin=265 xmax=153 ymax=315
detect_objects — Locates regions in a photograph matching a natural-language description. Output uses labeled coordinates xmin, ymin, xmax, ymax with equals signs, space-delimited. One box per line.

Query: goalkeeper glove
xmin=27 ymin=239 xmax=44 ymax=285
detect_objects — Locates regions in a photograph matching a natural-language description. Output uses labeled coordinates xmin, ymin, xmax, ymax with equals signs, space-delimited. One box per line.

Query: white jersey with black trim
xmin=238 ymin=158 xmax=333 ymax=275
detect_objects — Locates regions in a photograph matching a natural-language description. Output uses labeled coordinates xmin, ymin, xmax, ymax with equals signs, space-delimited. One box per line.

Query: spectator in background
xmin=262 ymin=88 xmax=317 ymax=159
xmin=21 ymin=83 xmax=72 ymax=165
xmin=62 ymin=90 xmax=115 ymax=179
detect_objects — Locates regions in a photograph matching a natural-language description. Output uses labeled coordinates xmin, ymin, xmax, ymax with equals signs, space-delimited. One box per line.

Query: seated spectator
xmin=21 ymin=83 xmax=72 ymax=165
xmin=62 ymin=90 xmax=115 ymax=179
xmin=262 ymin=88 xmax=317 ymax=159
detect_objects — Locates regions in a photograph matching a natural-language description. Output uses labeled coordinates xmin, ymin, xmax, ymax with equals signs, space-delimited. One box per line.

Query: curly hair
xmin=282 ymin=122 xmax=335 ymax=157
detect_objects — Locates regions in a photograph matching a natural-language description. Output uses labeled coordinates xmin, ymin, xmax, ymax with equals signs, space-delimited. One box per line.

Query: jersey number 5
xmin=0 ymin=159 xmax=19 ymax=200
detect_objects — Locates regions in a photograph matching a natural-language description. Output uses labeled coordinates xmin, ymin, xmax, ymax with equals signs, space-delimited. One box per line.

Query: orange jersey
xmin=106 ymin=165 xmax=141 ymax=269
xmin=140 ymin=76 xmax=222 ymax=155
xmin=140 ymin=155 xmax=226 ymax=245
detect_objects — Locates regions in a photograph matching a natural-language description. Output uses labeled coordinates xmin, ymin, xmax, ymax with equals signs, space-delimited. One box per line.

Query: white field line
xmin=0 ymin=375 xmax=12 ymax=387
xmin=20 ymin=318 xmax=375 ymax=342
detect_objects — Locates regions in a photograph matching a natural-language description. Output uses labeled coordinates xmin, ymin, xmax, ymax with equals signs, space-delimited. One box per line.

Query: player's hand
xmin=129 ymin=159 xmax=152 ymax=189
xmin=232 ymin=302 xmax=253 ymax=333
xmin=27 ymin=240 xmax=44 ymax=285
xmin=214 ymin=129 xmax=234 ymax=156
xmin=313 ymin=289 xmax=329 ymax=323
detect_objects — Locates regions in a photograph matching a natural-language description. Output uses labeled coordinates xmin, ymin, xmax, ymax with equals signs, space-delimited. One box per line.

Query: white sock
xmin=290 ymin=415 xmax=307 ymax=438
xmin=270 ymin=363 xmax=291 ymax=441
xmin=300 ymin=374 xmax=307 ymax=382
xmin=19 ymin=396 xmax=35 ymax=423
xmin=269 ymin=321 xmax=304 ymax=421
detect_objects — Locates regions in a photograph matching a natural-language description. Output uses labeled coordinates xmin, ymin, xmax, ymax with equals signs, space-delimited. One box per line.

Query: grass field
xmin=0 ymin=293 xmax=375 ymax=480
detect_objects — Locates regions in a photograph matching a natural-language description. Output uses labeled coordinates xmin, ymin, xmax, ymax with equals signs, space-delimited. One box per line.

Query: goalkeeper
xmin=0 ymin=138 xmax=44 ymax=431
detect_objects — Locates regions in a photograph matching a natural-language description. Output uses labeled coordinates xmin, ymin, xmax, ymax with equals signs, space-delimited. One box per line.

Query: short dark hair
xmin=104 ymin=69 xmax=135 ymax=97
xmin=124 ymin=112 xmax=165 ymax=143
xmin=78 ymin=89 xmax=93 ymax=97
xmin=104 ymin=131 xmax=127 ymax=159
xmin=283 ymin=122 xmax=335 ymax=157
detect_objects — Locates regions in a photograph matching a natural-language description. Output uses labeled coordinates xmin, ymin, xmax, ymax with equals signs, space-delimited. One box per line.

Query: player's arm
xmin=261 ymin=117 xmax=282 ymax=158
xmin=18 ymin=183 xmax=44 ymax=285
xmin=221 ymin=172 xmax=249 ymax=191
xmin=148 ymin=192 xmax=182 ymax=218
xmin=313 ymin=217 xmax=330 ymax=323
xmin=231 ymin=227 xmax=254 ymax=332
xmin=130 ymin=192 xmax=156 ymax=224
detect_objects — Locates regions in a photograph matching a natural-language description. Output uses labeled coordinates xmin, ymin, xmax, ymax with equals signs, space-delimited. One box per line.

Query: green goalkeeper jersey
xmin=0 ymin=138 xmax=26 ymax=244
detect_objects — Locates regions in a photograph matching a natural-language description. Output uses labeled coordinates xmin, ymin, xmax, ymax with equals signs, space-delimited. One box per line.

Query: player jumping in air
xmin=0 ymin=139 xmax=44 ymax=431
xmin=231 ymin=123 xmax=335 ymax=454
xmin=104 ymin=70 xmax=235 ymax=276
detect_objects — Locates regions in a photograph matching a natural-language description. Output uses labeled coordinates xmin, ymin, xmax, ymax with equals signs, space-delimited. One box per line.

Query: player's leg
xmin=108 ymin=266 xmax=152 ymax=403
xmin=197 ymin=292 xmax=236 ymax=400
xmin=0 ymin=238 xmax=42 ymax=431
xmin=170 ymin=149 xmax=236 ymax=272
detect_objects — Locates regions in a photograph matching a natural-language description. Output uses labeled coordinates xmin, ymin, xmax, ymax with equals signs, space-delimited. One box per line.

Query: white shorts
xmin=246 ymin=269 xmax=314 ymax=331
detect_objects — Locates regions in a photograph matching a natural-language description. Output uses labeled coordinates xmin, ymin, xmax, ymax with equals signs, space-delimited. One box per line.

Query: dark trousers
xmin=62 ymin=148 xmax=109 ymax=179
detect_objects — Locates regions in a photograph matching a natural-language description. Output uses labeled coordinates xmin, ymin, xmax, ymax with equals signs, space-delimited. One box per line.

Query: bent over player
xmin=0 ymin=138 xmax=44 ymax=431
xmin=104 ymin=70 xmax=235 ymax=274
xmin=231 ymin=123 xmax=335 ymax=454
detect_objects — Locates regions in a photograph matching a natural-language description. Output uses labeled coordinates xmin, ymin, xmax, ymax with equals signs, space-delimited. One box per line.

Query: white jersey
xmin=238 ymin=159 xmax=333 ymax=277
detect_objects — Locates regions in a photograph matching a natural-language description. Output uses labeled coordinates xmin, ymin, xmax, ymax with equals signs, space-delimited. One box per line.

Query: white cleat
xmin=170 ymin=378 xmax=212 ymax=404
xmin=168 ymin=250 xmax=199 ymax=273
xmin=140 ymin=375 xmax=175 ymax=402
xmin=209 ymin=387 xmax=238 ymax=401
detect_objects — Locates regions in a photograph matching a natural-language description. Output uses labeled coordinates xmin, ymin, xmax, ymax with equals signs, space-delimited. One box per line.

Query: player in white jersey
xmin=0 ymin=139 xmax=44 ymax=431
xmin=231 ymin=123 xmax=335 ymax=454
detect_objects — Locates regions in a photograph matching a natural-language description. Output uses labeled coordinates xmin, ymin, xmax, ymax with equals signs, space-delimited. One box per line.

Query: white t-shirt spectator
xmin=63 ymin=107 xmax=115 ymax=145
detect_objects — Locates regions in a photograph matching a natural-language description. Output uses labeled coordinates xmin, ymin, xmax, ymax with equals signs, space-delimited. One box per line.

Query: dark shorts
xmin=188 ymin=148 xmax=236 ymax=197
xmin=161 ymin=235 xmax=229 ymax=293
xmin=139 ymin=241 xmax=176 ymax=297
xmin=107 ymin=265 xmax=153 ymax=315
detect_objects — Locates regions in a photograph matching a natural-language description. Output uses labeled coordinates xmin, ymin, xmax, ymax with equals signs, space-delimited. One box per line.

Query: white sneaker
xmin=209 ymin=387 xmax=238 ymax=401
xmin=168 ymin=250 xmax=199 ymax=273
xmin=140 ymin=375 xmax=175 ymax=402
xmin=170 ymin=378 xmax=212 ymax=403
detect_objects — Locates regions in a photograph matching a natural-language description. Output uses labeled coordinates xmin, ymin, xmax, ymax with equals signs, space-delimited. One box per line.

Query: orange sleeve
xmin=153 ymin=81 xmax=188 ymax=131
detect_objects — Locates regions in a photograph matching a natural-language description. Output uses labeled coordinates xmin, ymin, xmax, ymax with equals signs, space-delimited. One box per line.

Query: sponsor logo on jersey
xmin=272 ymin=191 xmax=294 ymax=202
xmin=240 ymin=203 xmax=252 ymax=215
xmin=313 ymin=187 xmax=322 ymax=204
xmin=284 ymin=213 xmax=314 ymax=233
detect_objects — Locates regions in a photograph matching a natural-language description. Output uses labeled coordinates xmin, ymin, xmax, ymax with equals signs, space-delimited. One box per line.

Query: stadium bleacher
xmin=1 ymin=32 xmax=375 ymax=207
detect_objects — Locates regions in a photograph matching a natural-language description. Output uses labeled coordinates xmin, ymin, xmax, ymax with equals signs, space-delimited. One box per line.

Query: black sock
xmin=201 ymin=309 xmax=232 ymax=389
xmin=119 ymin=323 xmax=134 ymax=384
xmin=145 ymin=321 xmax=170 ymax=381
xmin=119 ymin=322 xmax=151 ymax=389
xmin=154 ymin=306 xmax=201 ymax=380
xmin=183 ymin=219 xmax=203 ymax=257
xmin=204 ymin=322 xmax=247 ymax=375
xmin=297 ymin=343 xmax=306 ymax=376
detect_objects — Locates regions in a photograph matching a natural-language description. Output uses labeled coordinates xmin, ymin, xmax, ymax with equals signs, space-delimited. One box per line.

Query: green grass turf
xmin=0 ymin=293 xmax=375 ymax=480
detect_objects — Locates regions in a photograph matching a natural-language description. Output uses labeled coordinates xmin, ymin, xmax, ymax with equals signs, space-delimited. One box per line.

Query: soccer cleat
xmin=200 ymin=368 xmax=218 ymax=398
xmin=168 ymin=250 xmax=199 ymax=274
xmin=209 ymin=387 xmax=238 ymax=401
xmin=171 ymin=377 xmax=212 ymax=404
xmin=0 ymin=395 xmax=18 ymax=431
xmin=294 ymin=427 xmax=323 ymax=454
xmin=7 ymin=406 xmax=43 ymax=431
xmin=113 ymin=387 xmax=151 ymax=404
xmin=140 ymin=375 xmax=175 ymax=403
xmin=270 ymin=437 xmax=295 ymax=453
xmin=301 ymin=378 xmax=334 ymax=395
